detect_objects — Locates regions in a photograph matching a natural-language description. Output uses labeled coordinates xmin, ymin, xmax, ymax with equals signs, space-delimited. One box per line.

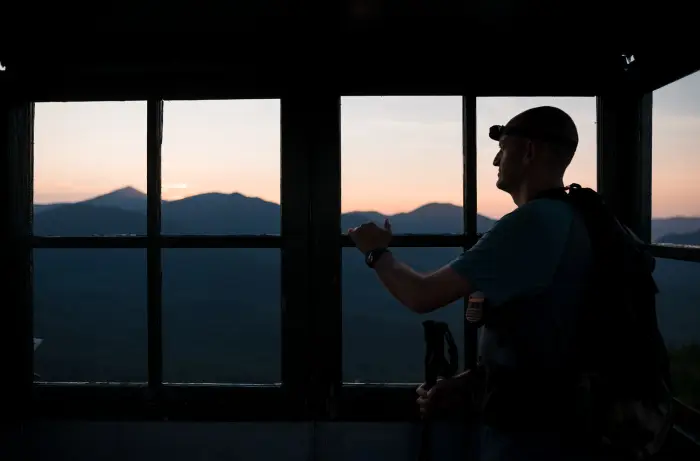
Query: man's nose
xmin=493 ymin=151 xmax=501 ymax=167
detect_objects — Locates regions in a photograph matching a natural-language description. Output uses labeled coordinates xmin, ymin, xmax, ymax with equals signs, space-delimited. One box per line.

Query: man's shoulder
xmin=470 ymin=198 xmax=580 ymax=256
xmin=519 ymin=197 xmax=576 ymax=217
xmin=522 ymin=198 xmax=592 ymax=256
xmin=496 ymin=198 xmax=576 ymax=230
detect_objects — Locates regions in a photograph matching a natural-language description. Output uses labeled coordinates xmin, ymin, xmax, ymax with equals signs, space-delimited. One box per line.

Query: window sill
xmin=32 ymin=382 xmax=304 ymax=421
xmin=647 ymin=244 xmax=700 ymax=263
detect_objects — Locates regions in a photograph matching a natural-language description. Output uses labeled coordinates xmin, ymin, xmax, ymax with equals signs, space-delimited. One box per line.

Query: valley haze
xmin=32 ymin=187 xmax=700 ymax=384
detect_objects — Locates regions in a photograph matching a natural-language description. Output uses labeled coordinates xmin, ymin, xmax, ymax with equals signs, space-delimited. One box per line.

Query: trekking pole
xmin=418 ymin=321 xmax=458 ymax=461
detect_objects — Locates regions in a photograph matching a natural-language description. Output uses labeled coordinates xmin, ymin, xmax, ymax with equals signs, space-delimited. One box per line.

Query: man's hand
xmin=348 ymin=219 xmax=393 ymax=254
xmin=416 ymin=372 xmax=473 ymax=418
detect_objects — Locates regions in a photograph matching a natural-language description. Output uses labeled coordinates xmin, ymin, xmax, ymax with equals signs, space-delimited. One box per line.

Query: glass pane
xmin=342 ymin=247 xmax=464 ymax=383
xmin=33 ymin=249 xmax=147 ymax=382
xmin=476 ymin=97 xmax=597 ymax=221
xmin=652 ymin=70 xmax=700 ymax=242
xmin=652 ymin=71 xmax=700 ymax=412
xmin=33 ymin=102 xmax=147 ymax=236
xmin=341 ymin=96 xmax=464 ymax=233
xmin=654 ymin=258 xmax=700 ymax=410
xmin=161 ymin=100 xmax=281 ymax=235
xmin=162 ymin=249 xmax=280 ymax=383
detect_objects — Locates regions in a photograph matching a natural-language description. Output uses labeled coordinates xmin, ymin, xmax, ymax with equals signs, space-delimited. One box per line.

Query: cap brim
xmin=489 ymin=124 xmax=577 ymax=149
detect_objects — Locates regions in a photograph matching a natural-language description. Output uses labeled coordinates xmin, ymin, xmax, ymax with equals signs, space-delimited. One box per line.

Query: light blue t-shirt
xmin=449 ymin=198 xmax=594 ymax=461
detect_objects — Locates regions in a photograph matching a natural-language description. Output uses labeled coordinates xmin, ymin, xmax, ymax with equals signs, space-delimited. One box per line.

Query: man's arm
xmin=372 ymin=252 xmax=471 ymax=314
xmin=371 ymin=200 xmax=574 ymax=313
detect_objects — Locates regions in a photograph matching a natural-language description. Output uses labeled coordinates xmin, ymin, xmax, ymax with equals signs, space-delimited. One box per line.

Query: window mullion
xmin=146 ymin=99 xmax=164 ymax=392
xmin=596 ymin=92 xmax=653 ymax=243
xmin=308 ymin=94 xmax=342 ymax=420
xmin=2 ymin=100 xmax=34 ymax=411
xmin=280 ymin=96 xmax=314 ymax=416
xmin=463 ymin=95 xmax=478 ymax=238
xmin=462 ymin=95 xmax=479 ymax=371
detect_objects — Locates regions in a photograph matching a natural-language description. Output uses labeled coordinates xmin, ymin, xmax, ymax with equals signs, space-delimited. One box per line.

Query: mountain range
xmin=32 ymin=187 xmax=700 ymax=384
xmin=33 ymin=187 xmax=495 ymax=236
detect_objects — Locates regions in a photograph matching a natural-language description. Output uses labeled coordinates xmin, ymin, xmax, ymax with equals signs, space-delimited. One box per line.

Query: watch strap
xmin=365 ymin=248 xmax=390 ymax=268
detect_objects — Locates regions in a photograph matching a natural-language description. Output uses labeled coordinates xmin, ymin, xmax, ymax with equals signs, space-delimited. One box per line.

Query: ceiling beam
xmin=634 ymin=52 xmax=700 ymax=93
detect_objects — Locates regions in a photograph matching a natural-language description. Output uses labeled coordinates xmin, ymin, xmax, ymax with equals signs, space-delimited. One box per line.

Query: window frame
xmin=644 ymin=70 xmax=700 ymax=436
xmin=334 ymin=96 xmax=480 ymax=421
xmin=28 ymin=98 xmax=310 ymax=421
xmin=647 ymin=244 xmax=700 ymax=264
xmin=4 ymin=58 xmax=696 ymax=433
xmin=598 ymin=73 xmax=700 ymax=439
xmin=23 ymin=94 xmax=482 ymax=422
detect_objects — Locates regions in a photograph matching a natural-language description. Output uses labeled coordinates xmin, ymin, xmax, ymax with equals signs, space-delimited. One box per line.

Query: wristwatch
xmin=365 ymin=248 xmax=390 ymax=268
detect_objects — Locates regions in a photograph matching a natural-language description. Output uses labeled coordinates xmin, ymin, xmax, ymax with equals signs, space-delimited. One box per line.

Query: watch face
xmin=366 ymin=249 xmax=386 ymax=267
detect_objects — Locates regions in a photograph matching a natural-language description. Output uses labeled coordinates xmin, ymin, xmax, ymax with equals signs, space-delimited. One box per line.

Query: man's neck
xmin=511 ymin=179 xmax=565 ymax=207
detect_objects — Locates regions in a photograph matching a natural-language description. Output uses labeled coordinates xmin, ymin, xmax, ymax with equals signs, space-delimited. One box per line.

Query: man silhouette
xmin=349 ymin=106 xmax=594 ymax=460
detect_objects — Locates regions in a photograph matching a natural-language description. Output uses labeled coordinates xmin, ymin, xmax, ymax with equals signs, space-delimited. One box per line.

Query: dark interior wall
xmin=7 ymin=423 xmax=698 ymax=461
xmin=5 ymin=422 xmax=700 ymax=461
xmin=5 ymin=422 xmax=475 ymax=461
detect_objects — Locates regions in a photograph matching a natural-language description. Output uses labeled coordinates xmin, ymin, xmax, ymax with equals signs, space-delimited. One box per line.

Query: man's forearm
xmin=372 ymin=252 xmax=429 ymax=313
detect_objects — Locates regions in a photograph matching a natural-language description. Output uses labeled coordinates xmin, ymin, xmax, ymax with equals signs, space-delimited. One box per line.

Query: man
xmin=348 ymin=106 xmax=594 ymax=460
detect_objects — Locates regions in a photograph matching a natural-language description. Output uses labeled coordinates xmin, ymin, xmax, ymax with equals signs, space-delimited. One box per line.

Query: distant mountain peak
xmin=79 ymin=186 xmax=148 ymax=213
xmin=101 ymin=186 xmax=146 ymax=199
xmin=408 ymin=202 xmax=459 ymax=213
xmin=393 ymin=202 xmax=461 ymax=219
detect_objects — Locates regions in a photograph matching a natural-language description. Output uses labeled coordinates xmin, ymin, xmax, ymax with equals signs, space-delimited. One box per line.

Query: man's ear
xmin=522 ymin=140 xmax=536 ymax=164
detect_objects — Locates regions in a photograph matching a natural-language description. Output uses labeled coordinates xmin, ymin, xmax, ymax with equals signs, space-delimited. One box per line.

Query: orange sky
xmin=32 ymin=74 xmax=700 ymax=219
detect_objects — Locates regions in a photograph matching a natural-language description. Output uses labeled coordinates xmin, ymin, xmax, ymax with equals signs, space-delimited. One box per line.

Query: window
xmin=34 ymin=102 xmax=147 ymax=236
xmin=33 ymin=249 xmax=147 ymax=382
xmin=33 ymin=102 xmax=148 ymax=383
xmin=652 ymin=72 xmax=700 ymax=226
xmin=341 ymin=96 xmax=463 ymax=229
xmin=27 ymin=95 xmax=607 ymax=416
xmin=654 ymin=258 xmax=700 ymax=409
xmin=162 ymin=248 xmax=281 ymax=383
xmin=32 ymin=99 xmax=284 ymax=393
xmin=341 ymin=97 xmax=467 ymax=383
xmin=652 ymin=71 xmax=700 ymax=412
xmin=25 ymin=88 xmax=697 ymax=424
xmin=161 ymin=100 xmax=280 ymax=235
xmin=476 ymin=97 xmax=597 ymax=220
xmin=159 ymin=100 xmax=282 ymax=383
xmin=342 ymin=247 xmax=465 ymax=383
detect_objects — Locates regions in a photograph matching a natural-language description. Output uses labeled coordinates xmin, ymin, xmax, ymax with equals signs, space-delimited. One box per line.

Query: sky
xmin=33 ymin=72 xmax=700 ymax=219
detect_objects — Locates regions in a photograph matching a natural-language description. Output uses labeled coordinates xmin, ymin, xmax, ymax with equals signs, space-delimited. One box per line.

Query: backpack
xmin=543 ymin=184 xmax=674 ymax=460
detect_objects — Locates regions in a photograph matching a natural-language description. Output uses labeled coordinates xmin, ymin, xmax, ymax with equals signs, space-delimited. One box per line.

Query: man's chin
xmin=496 ymin=178 xmax=507 ymax=191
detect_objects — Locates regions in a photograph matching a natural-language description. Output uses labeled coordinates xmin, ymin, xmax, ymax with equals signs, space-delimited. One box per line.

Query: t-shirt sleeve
xmin=449 ymin=200 xmax=574 ymax=307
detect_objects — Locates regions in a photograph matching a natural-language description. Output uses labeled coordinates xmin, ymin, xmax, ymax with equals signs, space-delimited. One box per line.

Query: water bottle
xmin=466 ymin=291 xmax=486 ymax=327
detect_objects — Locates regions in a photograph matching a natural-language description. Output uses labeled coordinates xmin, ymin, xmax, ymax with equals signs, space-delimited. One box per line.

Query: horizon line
xmin=34 ymin=186 xmax=700 ymax=220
